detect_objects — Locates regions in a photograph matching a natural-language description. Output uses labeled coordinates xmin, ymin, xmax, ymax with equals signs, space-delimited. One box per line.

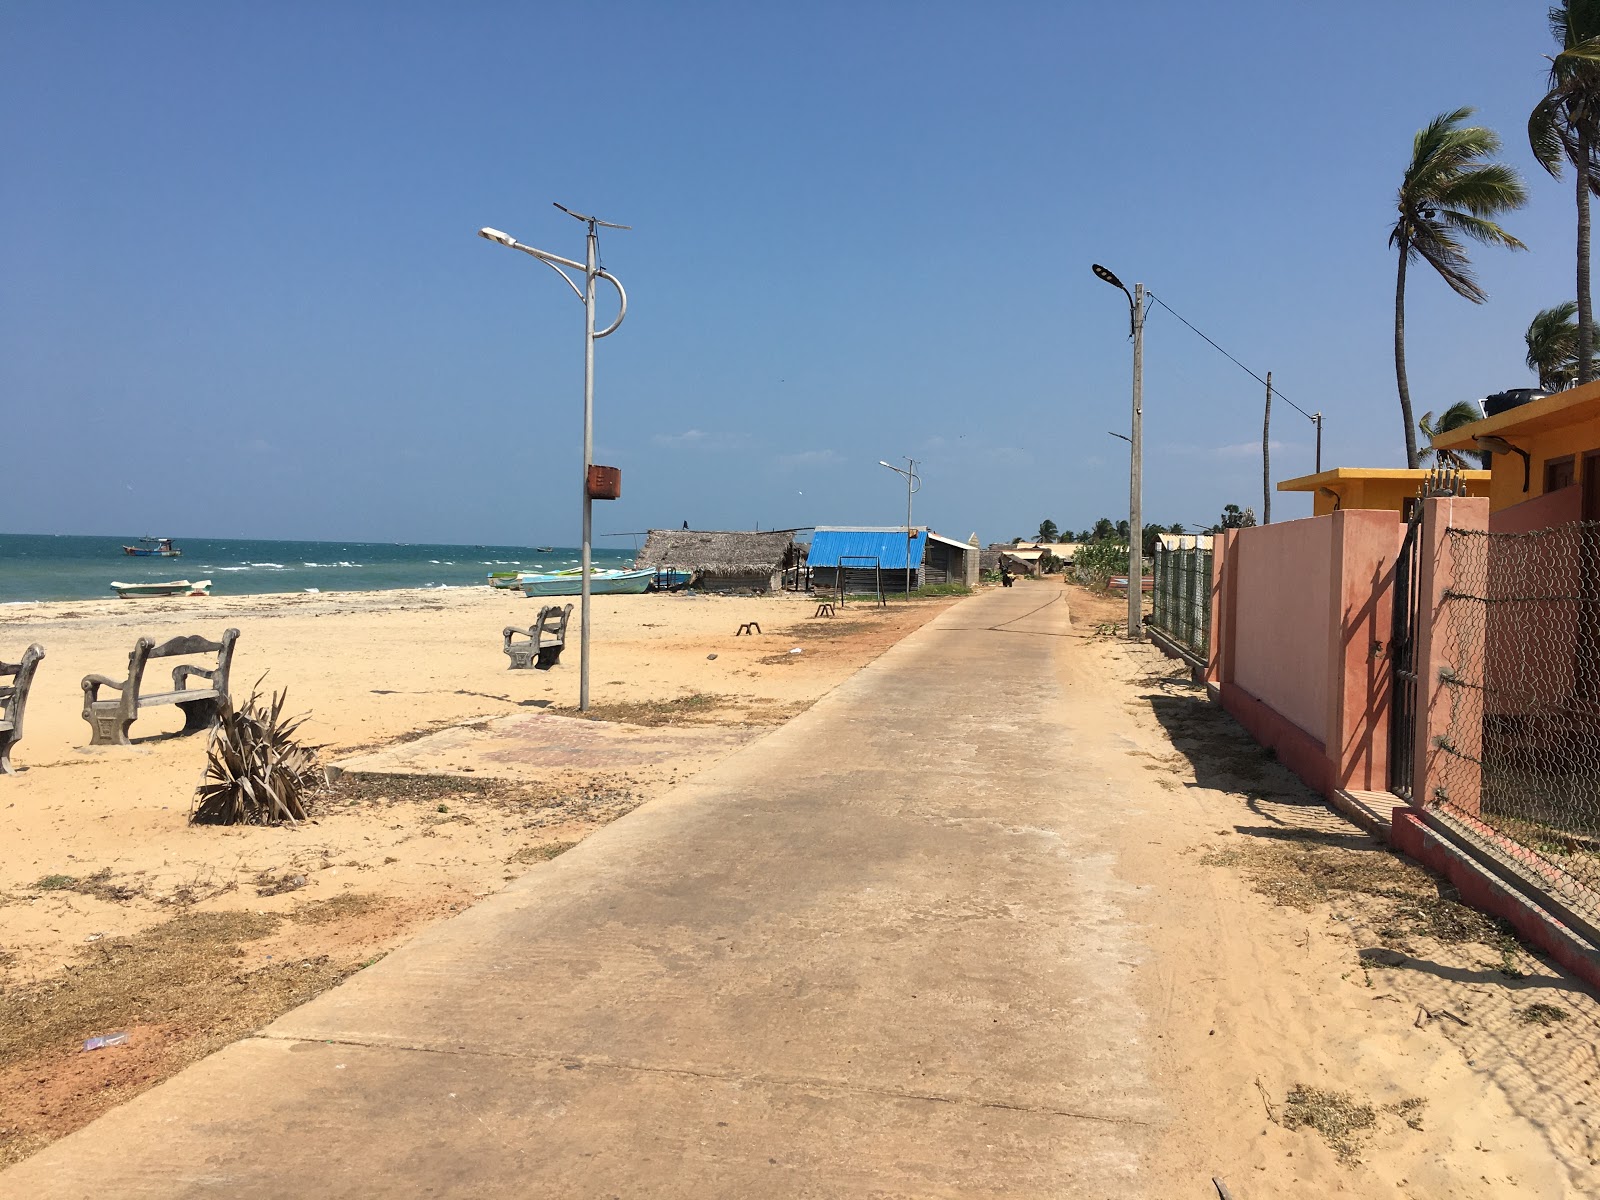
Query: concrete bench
xmin=503 ymin=604 xmax=573 ymax=670
xmin=81 ymin=629 xmax=240 ymax=746
xmin=0 ymin=643 xmax=45 ymax=774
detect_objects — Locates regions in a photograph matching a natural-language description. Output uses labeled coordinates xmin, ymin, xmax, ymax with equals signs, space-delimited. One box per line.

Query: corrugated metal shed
xmin=807 ymin=529 xmax=926 ymax=570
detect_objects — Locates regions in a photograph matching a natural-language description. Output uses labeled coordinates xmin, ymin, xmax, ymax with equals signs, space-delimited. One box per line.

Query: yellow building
xmin=1431 ymin=381 xmax=1600 ymax=520
xmin=1277 ymin=467 xmax=1491 ymax=517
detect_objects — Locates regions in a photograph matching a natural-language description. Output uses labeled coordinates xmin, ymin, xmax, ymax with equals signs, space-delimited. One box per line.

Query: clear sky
xmin=0 ymin=1 xmax=1583 ymax=545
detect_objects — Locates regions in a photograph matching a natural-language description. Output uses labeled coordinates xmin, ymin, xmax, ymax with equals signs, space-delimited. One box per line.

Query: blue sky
xmin=0 ymin=1 xmax=1584 ymax=545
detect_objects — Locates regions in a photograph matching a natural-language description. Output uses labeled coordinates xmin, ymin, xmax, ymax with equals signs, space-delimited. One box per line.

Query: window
xmin=1545 ymin=455 xmax=1576 ymax=493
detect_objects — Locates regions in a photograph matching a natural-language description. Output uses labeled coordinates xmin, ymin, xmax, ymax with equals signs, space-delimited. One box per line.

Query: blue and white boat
xmin=518 ymin=568 xmax=655 ymax=597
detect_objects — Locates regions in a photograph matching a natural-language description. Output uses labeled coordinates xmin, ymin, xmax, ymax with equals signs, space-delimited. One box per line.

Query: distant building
xmin=807 ymin=527 xmax=979 ymax=593
xmin=633 ymin=528 xmax=804 ymax=593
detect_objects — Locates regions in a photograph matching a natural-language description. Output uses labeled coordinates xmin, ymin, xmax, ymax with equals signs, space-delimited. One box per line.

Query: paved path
xmin=2 ymin=587 xmax=1164 ymax=1198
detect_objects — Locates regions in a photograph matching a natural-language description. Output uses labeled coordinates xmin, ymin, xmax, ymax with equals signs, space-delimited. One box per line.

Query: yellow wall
xmin=1485 ymin=411 xmax=1600 ymax=512
xmin=1283 ymin=471 xmax=1491 ymax=517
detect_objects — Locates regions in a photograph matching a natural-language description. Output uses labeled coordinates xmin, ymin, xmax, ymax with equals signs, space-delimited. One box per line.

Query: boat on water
xmin=122 ymin=537 xmax=182 ymax=557
xmin=518 ymin=568 xmax=655 ymax=597
xmin=534 ymin=546 xmax=555 ymax=553
xmin=110 ymin=579 xmax=213 ymax=599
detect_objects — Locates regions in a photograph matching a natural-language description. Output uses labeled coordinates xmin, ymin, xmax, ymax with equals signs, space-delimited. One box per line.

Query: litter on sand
xmin=82 ymin=1032 xmax=129 ymax=1052
xmin=789 ymin=647 xmax=803 ymax=655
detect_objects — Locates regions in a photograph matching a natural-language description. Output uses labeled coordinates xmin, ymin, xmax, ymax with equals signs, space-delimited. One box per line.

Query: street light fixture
xmin=878 ymin=458 xmax=921 ymax=596
xmin=478 ymin=206 xmax=630 ymax=711
xmin=1092 ymin=262 xmax=1145 ymax=641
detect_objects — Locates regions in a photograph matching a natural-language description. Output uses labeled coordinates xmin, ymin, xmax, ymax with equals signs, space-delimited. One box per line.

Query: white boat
xmin=518 ymin=568 xmax=654 ymax=597
xmin=110 ymin=579 xmax=213 ymax=599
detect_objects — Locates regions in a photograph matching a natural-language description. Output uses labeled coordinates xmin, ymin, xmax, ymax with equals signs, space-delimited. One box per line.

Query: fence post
xmin=1411 ymin=495 xmax=1489 ymax=813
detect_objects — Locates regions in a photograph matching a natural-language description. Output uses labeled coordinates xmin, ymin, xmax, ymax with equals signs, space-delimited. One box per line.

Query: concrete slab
xmin=1 ymin=587 xmax=1163 ymax=1198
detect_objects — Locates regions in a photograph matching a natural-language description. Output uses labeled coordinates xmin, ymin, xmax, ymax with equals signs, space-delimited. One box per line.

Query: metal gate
xmin=1388 ymin=507 xmax=1424 ymax=800
xmin=1388 ymin=467 xmax=1466 ymax=800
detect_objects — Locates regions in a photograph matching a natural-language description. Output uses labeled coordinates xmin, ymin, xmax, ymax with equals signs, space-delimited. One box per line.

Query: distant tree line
xmin=1015 ymin=506 xmax=1256 ymax=558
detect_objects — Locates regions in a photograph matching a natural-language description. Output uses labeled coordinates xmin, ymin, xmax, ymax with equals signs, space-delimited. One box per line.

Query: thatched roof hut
xmin=634 ymin=529 xmax=804 ymax=593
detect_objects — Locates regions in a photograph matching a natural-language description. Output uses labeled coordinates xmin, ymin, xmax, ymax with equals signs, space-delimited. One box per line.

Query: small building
xmin=808 ymin=527 xmax=979 ymax=593
xmin=1277 ymin=467 xmax=1491 ymax=517
xmin=633 ymin=528 xmax=803 ymax=593
xmin=1430 ymin=381 xmax=1600 ymax=526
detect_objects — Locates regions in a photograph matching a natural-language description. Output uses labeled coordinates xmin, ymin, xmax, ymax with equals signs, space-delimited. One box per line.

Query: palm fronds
xmin=1527 ymin=301 xmax=1581 ymax=389
xmin=191 ymin=684 xmax=317 ymax=826
xmin=1418 ymin=402 xmax=1490 ymax=469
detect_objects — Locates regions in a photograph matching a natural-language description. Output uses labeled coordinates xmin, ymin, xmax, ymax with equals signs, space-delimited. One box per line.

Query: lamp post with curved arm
xmin=1092 ymin=263 xmax=1144 ymax=642
xmin=878 ymin=458 xmax=920 ymax=595
xmin=479 ymin=208 xmax=629 ymax=711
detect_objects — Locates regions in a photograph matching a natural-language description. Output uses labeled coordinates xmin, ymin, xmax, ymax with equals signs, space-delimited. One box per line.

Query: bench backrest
xmin=0 ymin=644 xmax=44 ymax=730
xmin=128 ymin=628 xmax=241 ymax=697
xmin=537 ymin=604 xmax=573 ymax=640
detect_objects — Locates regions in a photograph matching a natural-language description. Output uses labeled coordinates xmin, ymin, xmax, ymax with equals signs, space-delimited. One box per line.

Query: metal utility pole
xmin=1263 ymin=370 xmax=1273 ymax=525
xmin=1313 ymin=411 xmax=1324 ymax=474
xmin=1092 ymin=264 xmax=1144 ymax=641
xmin=878 ymin=458 xmax=921 ymax=595
xmin=477 ymin=205 xmax=629 ymax=711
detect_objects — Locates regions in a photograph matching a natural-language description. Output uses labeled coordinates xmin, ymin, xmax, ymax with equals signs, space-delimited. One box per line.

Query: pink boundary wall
xmin=1208 ymin=510 xmax=1405 ymax=800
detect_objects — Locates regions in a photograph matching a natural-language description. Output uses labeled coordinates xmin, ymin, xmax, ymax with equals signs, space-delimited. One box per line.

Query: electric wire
xmin=1145 ymin=292 xmax=1320 ymax=424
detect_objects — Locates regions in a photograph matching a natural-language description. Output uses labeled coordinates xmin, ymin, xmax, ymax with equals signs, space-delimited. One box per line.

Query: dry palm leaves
xmin=191 ymin=684 xmax=318 ymax=825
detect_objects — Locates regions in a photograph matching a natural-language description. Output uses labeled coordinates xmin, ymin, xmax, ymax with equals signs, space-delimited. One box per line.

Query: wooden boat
xmin=110 ymin=579 xmax=212 ymax=599
xmin=518 ymin=568 xmax=654 ymax=597
xmin=650 ymin=568 xmax=694 ymax=590
xmin=534 ymin=546 xmax=555 ymax=553
xmin=122 ymin=537 xmax=182 ymax=557
xmin=487 ymin=572 xmax=524 ymax=589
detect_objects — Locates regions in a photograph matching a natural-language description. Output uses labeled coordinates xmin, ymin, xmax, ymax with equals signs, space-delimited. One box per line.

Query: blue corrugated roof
xmin=808 ymin=529 xmax=926 ymax=570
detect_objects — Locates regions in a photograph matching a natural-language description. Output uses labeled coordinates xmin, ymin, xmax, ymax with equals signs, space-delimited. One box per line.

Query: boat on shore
xmin=518 ymin=568 xmax=654 ymax=597
xmin=487 ymin=571 xmax=524 ymax=589
xmin=122 ymin=537 xmax=182 ymax=557
xmin=650 ymin=568 xmax=694 ymax=590
xmin=110 ymin=579 xmax=212 ymax=599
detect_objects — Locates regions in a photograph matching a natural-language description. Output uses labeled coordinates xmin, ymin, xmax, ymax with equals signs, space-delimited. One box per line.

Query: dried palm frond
xmin=190 ymin=684 xmax=317 ymax=826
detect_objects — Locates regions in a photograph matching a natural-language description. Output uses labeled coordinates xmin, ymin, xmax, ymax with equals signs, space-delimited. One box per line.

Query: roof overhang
xmin=1432 ymin=381 xmax=1600 ymax=450
xmin=1278 ymin=467 xmax=1490 ymax=493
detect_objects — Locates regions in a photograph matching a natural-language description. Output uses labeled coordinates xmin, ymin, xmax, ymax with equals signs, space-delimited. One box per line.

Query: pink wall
xmin=1228 ymin=517 xmax=1335 ymax=744
xmin=1491 ymin=486 xmax=1582 ymax=534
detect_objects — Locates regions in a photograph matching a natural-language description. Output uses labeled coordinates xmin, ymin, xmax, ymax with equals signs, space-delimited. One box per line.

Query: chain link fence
xmin=1433 ymin=522 xmax=1600 ymax=906
xmin=1149 ymin=541 xmax=1212 ymax=662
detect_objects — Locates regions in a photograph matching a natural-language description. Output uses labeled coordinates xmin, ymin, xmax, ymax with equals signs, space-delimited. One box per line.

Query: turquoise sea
xmin=0 ymin=533 xmax=638 ymax=604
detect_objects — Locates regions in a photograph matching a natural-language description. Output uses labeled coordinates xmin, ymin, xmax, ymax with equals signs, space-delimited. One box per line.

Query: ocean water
xmin=0 ymin=533 xmax=639 ymax=604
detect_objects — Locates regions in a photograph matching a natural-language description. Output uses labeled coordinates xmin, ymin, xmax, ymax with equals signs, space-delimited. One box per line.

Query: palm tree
xmin=1526 ymin=301 xmax=1581 ymax=390
xmin=1530 ymin=2 xmax=1600 ymax=386
xmin=1418 ymin=401 xmax=1490 ymax=468
xmin=1391 ymin=109 xmax=1528 ymax=468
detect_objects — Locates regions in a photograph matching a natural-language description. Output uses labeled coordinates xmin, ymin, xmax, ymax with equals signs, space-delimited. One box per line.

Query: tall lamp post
xmin=878 ymin=458 xmax=920 ymax=595
xmin=1092 ymin=263 xmax=1144 ymax=642
xmin=479 ymin=206 xmax=629 ymax=710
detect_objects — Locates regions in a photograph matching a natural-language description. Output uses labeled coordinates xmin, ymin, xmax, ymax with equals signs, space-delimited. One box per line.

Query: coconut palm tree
xmin=1530 ymin=2 xmax=1600 ymax=386
xmin=1391 ymin=109 xmax=1528 ymax=468
xmin=1526 ymin=301 xmax=1581 ymax=390
xmin=1418 ymin=401 xmax=1490 ymax=469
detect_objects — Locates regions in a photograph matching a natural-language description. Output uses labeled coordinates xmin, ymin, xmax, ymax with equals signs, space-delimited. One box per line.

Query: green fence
xmin=1150 ymin=542 xmax=1212 ymax=662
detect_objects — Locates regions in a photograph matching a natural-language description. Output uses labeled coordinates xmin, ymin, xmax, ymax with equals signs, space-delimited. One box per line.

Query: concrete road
xmin=2 ymin=586 xmax=1166 ymax=1198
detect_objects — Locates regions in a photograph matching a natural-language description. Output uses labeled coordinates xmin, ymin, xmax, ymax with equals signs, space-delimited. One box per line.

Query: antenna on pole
xmin=553 ymin=202 xmax=632 ymax=231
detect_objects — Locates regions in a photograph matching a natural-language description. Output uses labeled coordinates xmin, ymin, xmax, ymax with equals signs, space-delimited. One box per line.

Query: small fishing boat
xmin=649 ymin=568 xmax=694 ymax=591
xmin=121 ymin=537 xmax=182 ymax=557
xmin=534 ymin=546 xmax=555 ymax=553
xmin=518 ymin=568 xmax=654 ymax=597
xmin=110 ymin=579 xmax=213 ymax=599
xmin=487 ymin=571 xmax=524 ymax=589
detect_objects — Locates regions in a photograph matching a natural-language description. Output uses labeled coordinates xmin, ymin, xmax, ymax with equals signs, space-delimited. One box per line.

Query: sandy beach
xmin=0 ymin=584 xmax=963 ymax=1164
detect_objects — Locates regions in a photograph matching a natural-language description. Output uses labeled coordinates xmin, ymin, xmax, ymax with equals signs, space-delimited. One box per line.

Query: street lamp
xmin=878 ymin=458 xmax=920 ymax=595
xmin=478 ymin=206 xmax=629 ymax=711
xmin=1092 ymin=263 xmax=1145 ymax=642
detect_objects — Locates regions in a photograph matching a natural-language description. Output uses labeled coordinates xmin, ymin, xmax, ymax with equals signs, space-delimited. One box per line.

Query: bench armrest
xmin=172 ymin=664 xmax=215 ymax=690
xmin=503 ymin=626 xmax=532 ymax=645
xmin=81 ymin=674 xmax=127 ymax=701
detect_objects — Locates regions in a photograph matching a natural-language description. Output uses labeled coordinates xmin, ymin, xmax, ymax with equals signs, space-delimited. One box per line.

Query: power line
xmin=1145 ymin=292 xmax=1319 ymax=423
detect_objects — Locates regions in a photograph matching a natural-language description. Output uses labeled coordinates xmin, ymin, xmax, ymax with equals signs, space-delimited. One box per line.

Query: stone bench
xmin=0 ymin=643 xmax=45 ymax=774
xmin=82 ymin=629 xmax=240 ymax=746
xmin=503 ymin=604 xmax=573 ymax=670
